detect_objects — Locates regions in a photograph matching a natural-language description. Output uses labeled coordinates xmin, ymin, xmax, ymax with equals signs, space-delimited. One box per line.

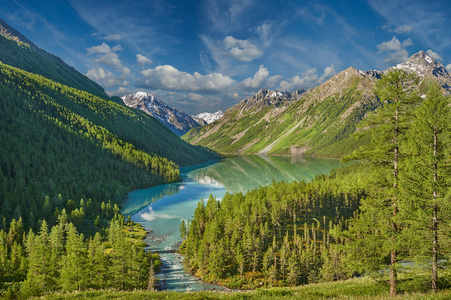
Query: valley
xmin=0 ymin=9 xmax=451 ymax=300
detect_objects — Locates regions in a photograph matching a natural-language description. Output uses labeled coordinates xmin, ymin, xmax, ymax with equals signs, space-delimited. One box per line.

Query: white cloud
xmin=86 ymin=67 xmax=124 ymax=88
xmin=136 ymin=65 xmax=236 ymax=94
xmin=222 ymin=36 xmax=263 ymax=62
xmin=394 ymin=25 xmax=412 ymax=34
xmin=107 ymin=87 xmax=131 ymax=97
xmin=377 ymin=36 xmax=413 ymax=64
xmin=136 ymin=54 xmax=153 ymax=68
xmin=87 ymin=42 xmax=112 ymax=54
xmin=240 ymin=65 xmax=281 ymax=89
xmin=446 ymin=64 xmax=451 ymax=73
xmin=278 ymin=65 xmax=336 ymax=92
xmin=87 ymin=42 xmax=124 ymax=69
xmin=319 ymin=65 xmax=336 ymax=82
xmin=426 ymin=49 xmax=443 ymax=62
xmin=94 ymin=52 xmax=122 ymax=69
xmin=104 ymin=34 xmax=122 ymax=41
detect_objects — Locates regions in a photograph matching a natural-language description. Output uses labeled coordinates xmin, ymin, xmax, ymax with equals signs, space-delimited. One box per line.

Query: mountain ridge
xmin=0 ymin=18 xmax=108 ymax=98
xmin=121 ymin=92 xmax=205 ymax=136
xmin=183 ymin=51 xmax=450 ymax=157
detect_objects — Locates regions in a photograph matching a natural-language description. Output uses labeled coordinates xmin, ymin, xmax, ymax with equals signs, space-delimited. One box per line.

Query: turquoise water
xmin=121 ymin=155 xmax=343 ymax=291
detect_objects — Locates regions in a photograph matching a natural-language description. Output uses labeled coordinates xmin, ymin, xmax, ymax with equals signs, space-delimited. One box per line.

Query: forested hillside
xmin=180 ymin=72 xmax=451 ymax=296
xmin=0 ymin=61 xmax=217 ymax=233
xmin=0 ymin=19 xmax=107 ymax=98
xmin=180 ymin=163 xmax=365 ymax=289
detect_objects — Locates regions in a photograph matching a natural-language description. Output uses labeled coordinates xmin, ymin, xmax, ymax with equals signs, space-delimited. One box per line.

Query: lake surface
xmin=121 ymin=155 xmax=343 ymax=291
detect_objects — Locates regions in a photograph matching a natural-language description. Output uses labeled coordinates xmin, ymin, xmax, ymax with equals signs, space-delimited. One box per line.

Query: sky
xmin=1 ymin=0 xmax=451 ymax=115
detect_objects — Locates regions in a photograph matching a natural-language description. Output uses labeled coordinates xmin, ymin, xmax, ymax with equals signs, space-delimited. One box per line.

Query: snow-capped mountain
xmin=121 ymin=92 xmax=204 ymax=136
xmin=195 ymin=110 xmax=224 ymax=124
xmin=388 ymin=51 xmax=451 ymax=94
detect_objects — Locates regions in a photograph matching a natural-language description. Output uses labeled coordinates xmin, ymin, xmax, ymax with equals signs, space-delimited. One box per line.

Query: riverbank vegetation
xmin=33 ymin=275 xmax=451 ymax=299
xmin=180 ymin=74 xmax=451 ymax=295
xmin=0 ymin=215 xmax=161 ymax=299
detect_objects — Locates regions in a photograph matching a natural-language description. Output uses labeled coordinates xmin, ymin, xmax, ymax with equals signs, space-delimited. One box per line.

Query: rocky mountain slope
xmin=195 ymin=110 xmax=224 ymax=124
xmin=121 ymin=92 xmax=205 ymax=136
xmin=183 ymin=51 xmax=451 ymax=157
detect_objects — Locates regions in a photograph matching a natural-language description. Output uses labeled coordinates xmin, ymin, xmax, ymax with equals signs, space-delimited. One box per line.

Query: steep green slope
xmin=0 ymin=61 xmax=217 ymax=231
xmin=0 ymin=18 xmax=107 ymax=98
xmin=183 ymin=68 xmax=380 ymax=157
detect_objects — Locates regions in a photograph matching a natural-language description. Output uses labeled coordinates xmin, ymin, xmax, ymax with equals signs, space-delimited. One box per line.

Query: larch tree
xmin=400 ymin=83 xmax=451 ymax=292
xmin=342 ymin=69 xmax=420 ymax=296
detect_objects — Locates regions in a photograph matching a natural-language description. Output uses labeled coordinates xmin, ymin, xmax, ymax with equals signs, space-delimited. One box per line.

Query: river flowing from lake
xmin=121 ymin=155 xmax=343 ymax=291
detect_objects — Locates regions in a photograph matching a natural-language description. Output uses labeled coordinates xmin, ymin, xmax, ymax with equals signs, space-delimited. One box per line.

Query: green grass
xmin=36 ymin=276 xmax=451 ymax=300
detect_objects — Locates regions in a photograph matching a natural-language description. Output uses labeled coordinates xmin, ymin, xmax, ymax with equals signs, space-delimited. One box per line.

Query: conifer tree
xmin=60 ymin=223 xmax=86 ymax=291
xmin=147 ymin=259 xmax=156 ymax=291
xmin=401 ymin=83 xmax=451 ymax=292
xmin=343 ymin=69 xmax=419 ymax=296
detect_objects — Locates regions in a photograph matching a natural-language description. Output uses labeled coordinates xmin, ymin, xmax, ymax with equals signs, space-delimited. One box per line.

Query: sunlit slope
xmin=0 ymin=19 xmax=107 ymax=98
xmin=0 ymin=62 xmax=216 ymax=219
xmin=183 ymin=67 xmax=380 ymax=157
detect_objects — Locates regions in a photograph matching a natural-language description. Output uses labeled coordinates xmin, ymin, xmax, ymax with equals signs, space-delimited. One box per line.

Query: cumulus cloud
xmin=278 ymin=65 xmax=336 ymax=92
xmin=426 ymin=49 xmax=443 ymax=62
xmin=136 ymin=65 xmax=236 ymax=93
xmin=87 ymin=42 xmax=124 ymax=69
xmin=446 ymin=64 xmax=451 ymax=73
xmin=394 ymin=25 xmax=412 ymax=34
xmin=86 ymin=67 xmax=125 ymax=88
xmin=222 ymin=36 xmax=263 ymax=62
xmin=87 ymin=42 xmax=112 ymax=54
xmin=136 ymin=54 xmax=153 ymax=68
xmin=94 ymin=52 xmax=122 ymax=69
xmin=107 ymin=86 xmax=131 ymax=97
xmin=377 ymin=36 xmax=413 ymax=64
xmin=240 ymin=65 xmax=281 ymax=89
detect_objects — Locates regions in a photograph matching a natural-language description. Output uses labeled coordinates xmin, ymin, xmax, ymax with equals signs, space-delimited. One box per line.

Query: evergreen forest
xmin=0 ymin=20 xmax=450 ymax=299
xmin=180 ymin=72 xmax=451 ymax=296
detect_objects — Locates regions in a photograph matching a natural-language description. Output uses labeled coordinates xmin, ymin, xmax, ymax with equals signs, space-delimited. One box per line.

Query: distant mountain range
xmin=121 ymin=92 xmax=205 ymax=136
xmin=121 ymin=92 xmax=224 ymax=135
xmin=183 ymin=51 xmax=451 ymax=157
xmin=195 ymin=110 xmax=224 ymax=124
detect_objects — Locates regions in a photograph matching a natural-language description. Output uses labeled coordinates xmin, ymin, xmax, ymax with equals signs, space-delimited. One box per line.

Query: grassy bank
xmin=36 ymin=276 xmax=451 ymax=300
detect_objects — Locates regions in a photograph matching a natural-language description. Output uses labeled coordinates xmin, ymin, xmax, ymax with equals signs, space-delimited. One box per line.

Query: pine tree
xmin=401 ymin=83 xmax=451 ymax=292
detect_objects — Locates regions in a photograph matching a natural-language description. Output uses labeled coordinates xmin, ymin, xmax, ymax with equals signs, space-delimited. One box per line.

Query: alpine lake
xmin=121 ymin=155 xmax=344 ymax=291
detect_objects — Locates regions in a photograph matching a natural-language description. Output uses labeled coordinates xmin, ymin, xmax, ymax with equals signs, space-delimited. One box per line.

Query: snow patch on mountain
xmin=195 ymin=110 xmax=224 ymax=124
xmin=121 ymin=92 xmax=204 ymax=136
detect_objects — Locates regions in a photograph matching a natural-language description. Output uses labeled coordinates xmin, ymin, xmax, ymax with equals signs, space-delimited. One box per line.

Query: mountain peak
xmin=121 ymin=92 xmax=203 ymax=136
xmin=195 ymin=110 xmax=224 ymax=124
xmin=389 ymin=50 xmax=451 ymax=94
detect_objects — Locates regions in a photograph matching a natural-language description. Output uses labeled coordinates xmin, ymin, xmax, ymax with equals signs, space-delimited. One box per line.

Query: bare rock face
xmin=388 ymin=51 xmax=451 ymax=95
xmin=195 ymin=111 xmax=224 ymax=124
xmin=121 ymin=92 xmax=204 ymax=136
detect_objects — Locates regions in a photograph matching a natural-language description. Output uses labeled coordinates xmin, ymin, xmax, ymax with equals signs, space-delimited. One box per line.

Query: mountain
xmin=195 ymin=110 xmax=224 ymax=124
xmin=0 ymin=20 xmax=218 ymax=231
xmin=0 ymin=18 xmax=107 ymax=98
xmin=388 ymin=50 xmax=451 ymax=95
xmin=183 ymin=51 xmax=450 ymax=157
xmin=121 ymin=92 xmax=205 ymax=136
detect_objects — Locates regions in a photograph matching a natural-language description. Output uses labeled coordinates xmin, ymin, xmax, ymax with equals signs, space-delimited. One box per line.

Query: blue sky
xmin=1 ymin=0 xmax=451 ymax=114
